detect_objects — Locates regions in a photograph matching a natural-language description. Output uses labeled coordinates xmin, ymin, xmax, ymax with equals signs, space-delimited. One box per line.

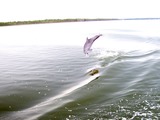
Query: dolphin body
xmin=83 ymin=34 xmax=102 ymax=55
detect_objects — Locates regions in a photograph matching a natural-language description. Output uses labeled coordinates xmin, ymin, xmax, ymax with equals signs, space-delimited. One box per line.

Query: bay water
xmin=0 ymin=20 xmax=160 ymax=119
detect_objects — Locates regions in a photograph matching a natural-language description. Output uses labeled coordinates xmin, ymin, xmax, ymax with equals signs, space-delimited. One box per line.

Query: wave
xmin=4 ymin=73 xmax=100 ymax=120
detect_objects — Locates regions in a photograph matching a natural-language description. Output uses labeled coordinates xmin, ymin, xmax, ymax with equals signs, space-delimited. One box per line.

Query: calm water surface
xmin=0 ymin=20 xmax=160 ymax=120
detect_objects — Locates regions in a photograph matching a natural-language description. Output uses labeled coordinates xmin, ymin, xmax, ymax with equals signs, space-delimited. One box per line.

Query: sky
xmin=0 ymin=0 xmax=160 ymax=22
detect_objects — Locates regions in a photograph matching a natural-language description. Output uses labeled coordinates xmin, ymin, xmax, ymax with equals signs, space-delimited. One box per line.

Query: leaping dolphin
xmin=83 ymin=34 xmax=102 ymax=55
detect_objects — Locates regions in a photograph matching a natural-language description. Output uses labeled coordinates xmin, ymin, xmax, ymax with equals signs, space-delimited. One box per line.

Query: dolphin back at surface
xmin=83 ymin=34 xmax=102 ymax=55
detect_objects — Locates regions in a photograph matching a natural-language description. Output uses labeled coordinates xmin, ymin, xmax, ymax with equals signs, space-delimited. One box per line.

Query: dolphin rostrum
xmin=83 ymin=34 xmax=102 ymax=55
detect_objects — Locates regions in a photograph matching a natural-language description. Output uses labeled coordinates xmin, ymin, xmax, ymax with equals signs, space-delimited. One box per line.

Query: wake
xmin=8 ymin=74 xmax=99 ymax=120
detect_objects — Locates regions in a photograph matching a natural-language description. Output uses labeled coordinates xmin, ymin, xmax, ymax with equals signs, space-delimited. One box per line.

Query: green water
xmin=0 ymin=20 xmax=160 ymax=120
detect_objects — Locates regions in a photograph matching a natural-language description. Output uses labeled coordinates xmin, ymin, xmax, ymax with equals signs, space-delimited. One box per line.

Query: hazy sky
xmin=0 ymin=0 xmax=160 ymax=22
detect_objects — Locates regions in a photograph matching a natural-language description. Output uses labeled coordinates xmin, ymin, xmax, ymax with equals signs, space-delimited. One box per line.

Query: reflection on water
xmin=0 ymin=20 xmax=160 ymax=120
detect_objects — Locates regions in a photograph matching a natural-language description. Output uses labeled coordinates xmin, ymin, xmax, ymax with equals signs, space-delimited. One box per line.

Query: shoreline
xmin=0 ymin=18 xmax=118 ymax=26
xmin=1 ymin=18 xmax=159 ymax=26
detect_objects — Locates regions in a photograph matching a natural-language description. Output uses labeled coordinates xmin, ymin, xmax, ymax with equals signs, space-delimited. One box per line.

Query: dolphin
xmin=83 ymin=34 xmax=102 ymax=55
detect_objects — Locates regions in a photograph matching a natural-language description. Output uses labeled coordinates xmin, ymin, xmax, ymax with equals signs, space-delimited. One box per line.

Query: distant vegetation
xmin=0 ymin=18 xmax=118 ymax=26
xmin=1 ymin=18 xmax=159 ymax=26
